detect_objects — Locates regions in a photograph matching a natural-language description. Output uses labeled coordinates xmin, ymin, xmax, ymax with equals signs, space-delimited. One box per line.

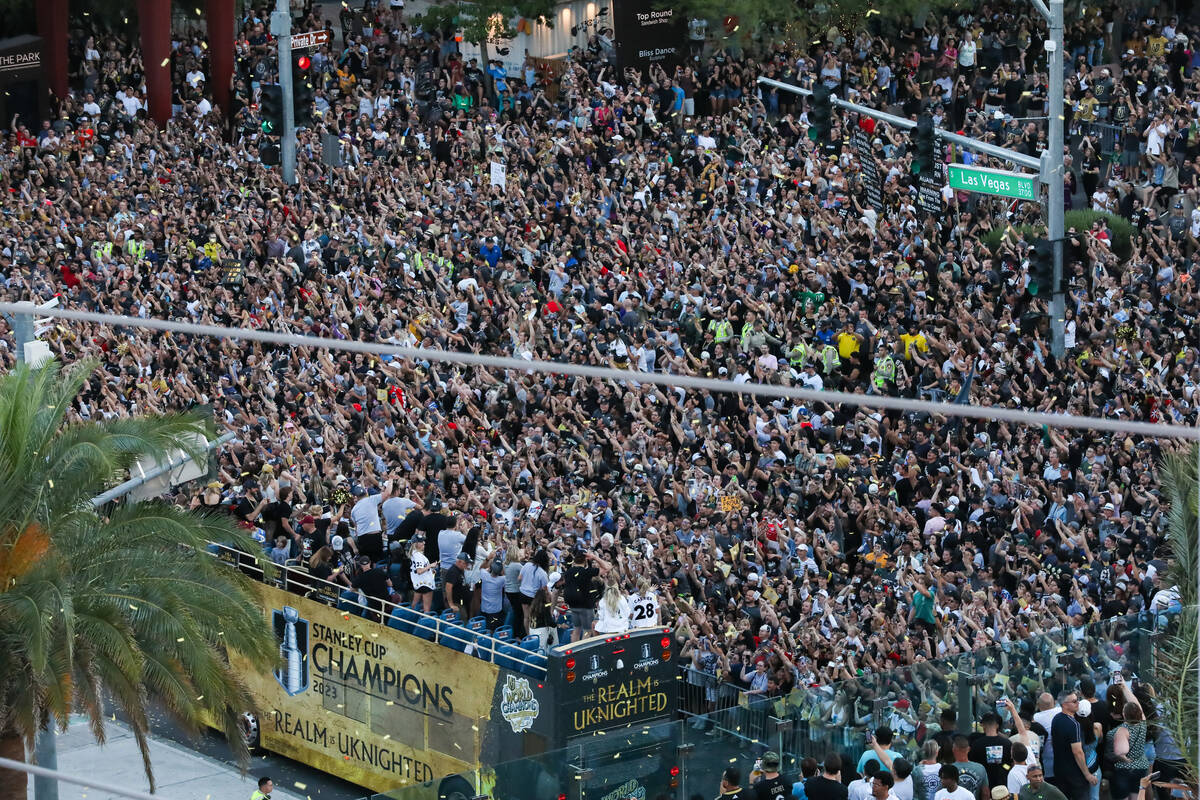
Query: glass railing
xmin=361 ymin=717 xmax=798 ymax=800
xmin=676 ymin=610 xmax=1169 ymax=761
xmin=356 ymin=610 xmax=1172 ymax=800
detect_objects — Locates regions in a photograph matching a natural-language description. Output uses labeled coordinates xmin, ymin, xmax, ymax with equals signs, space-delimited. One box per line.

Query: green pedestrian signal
xmin=260 ymin=84 xmax=283 ymax=138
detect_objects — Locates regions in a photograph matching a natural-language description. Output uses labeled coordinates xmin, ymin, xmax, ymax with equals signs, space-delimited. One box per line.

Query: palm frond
xmin=1153 ymin=444 xmax=1198 ymax=785
xmin=0 ymin=359 xmax=276 ymax=790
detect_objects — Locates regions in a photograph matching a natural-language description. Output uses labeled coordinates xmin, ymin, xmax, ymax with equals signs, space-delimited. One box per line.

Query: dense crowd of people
xmin=703 ymin=664 xmax=1183 ymax=800
xmin=1 ymin=0 xmax=1198 ymax=751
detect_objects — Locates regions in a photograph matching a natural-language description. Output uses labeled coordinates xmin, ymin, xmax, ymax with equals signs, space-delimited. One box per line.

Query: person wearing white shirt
xmin=408 ymin=536 xmax=435 ymax=613
xmin=1007 ymin=742 xmax=1031 ymax=795
xmin=627 ymin=579 xmax=660 ymax=628
xmin=872 ymin=771 xmax=904 ymax=800
xmin=934 ymin=764 xmax=976 ymax=800
xmin=1032 ymin=693 xmax=1060 ymax=775
xmin=594 ymin=581 xmax=630 ymax=634
xmin=849 ymin=767 xmax=876 ymax=800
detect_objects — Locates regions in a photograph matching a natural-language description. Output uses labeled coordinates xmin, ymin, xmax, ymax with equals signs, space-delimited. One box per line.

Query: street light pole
xmin=1045 ymin=0 xmax=1066 ymax=359
xmin=272 ymin=0 xmax=296 ymax=185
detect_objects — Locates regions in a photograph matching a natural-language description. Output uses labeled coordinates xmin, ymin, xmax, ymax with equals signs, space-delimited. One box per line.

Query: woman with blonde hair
xmin=594 ymin=580 xmax=631 ymax=635
xmin=503 ymin=544 xmax=524 ymax=630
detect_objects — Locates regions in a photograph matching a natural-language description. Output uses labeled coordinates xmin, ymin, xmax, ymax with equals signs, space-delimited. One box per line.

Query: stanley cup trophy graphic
xmin=273 ymin=606 xmax=309 ymax=696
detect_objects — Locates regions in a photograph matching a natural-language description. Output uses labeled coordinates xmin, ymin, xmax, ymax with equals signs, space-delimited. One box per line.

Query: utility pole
xmin=1039 ymin=0 xmax=1067 ymax=359
xmin=11 ymin=302 xmax=33 ymax=365
xmin=271 ymin=0 xmax=296 ymax=185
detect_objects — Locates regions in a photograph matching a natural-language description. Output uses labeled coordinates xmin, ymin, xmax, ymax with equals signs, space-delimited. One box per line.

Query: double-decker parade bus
xmin=211 ymin=546 xmax=681 ymax=800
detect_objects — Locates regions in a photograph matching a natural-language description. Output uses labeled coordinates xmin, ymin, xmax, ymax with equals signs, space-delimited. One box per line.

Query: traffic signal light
xmin=1028 ymin=238 xmax=1055 ymax=295
xmin=807 ymin=84 xmax=833 ymax=148
xmin=259 ymin=140 xmax=280 ymax=166
xmin=911 ymin=113 xmax=936 ymax=175
xmin=260 ymin=84 xmax=283 ymax=136
xmin=292 ymin=52 xmax=314 ymax=129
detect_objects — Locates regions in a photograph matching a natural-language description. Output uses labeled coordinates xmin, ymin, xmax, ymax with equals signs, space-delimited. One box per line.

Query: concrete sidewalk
xmin=28 ymin=715 xmax=303 ymax=800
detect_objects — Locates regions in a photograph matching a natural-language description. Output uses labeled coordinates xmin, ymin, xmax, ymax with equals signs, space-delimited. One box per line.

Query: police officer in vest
xmin=870 ymin=343 xmax=898 ymax=396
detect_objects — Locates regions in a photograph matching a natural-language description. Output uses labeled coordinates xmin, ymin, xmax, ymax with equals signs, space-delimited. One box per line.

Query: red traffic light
xmin=296 ymin=55 xmax=310 ymax=70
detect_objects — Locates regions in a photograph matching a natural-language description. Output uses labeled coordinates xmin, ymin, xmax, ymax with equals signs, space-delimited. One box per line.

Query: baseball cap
xmin=992 ymin=789 xmax=1012 ymax=800
xmin=762 ymin=751 xmax=781 ymax=769
xmin=300 ymin=515 xmax=315 ymax=525
xmin=330 ymin=535 xmax=345 ymax=551
xmin=456 ymin=551 xmax=471 ymax=563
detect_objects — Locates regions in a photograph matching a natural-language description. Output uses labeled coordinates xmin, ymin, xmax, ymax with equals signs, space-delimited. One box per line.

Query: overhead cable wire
xmin=3 ymin=302 xmax=1197 ymax=442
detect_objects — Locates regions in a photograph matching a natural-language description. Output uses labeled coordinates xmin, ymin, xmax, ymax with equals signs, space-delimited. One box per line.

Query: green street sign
xmin=947 ymin=164 xmax=1039 ymax=201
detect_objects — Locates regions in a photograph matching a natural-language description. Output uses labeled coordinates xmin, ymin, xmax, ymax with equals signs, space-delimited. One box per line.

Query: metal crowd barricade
xmin=1080 ymin=121 xmax=1122 ymax=156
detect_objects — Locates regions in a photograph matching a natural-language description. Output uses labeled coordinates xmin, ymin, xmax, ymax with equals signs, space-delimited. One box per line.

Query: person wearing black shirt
xmin=718 ymin=766 xmax=748 ymax=800
xmin=969 ymin=712 xmax=1014 ymax=790
xmin=806 ymin=754 xmax=849 ymax=800
xmin=753 ymin=752 xmax=793 ymax=800
xmin=1049 ymin=692 xmax=1094 ymax=800
xmin=418 ymin=504 xmax=456 ymax=566
xmin=443 ymin=552 xmax=470 ymax=615
xmin=351 ymin=556 xmax=392 ymax=619
xmin=561 ymin=550 xmax=609 ymax=641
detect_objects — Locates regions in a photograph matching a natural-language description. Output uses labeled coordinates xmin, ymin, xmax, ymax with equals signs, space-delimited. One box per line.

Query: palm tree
xmin=1153 ymin=443 xmax=1198 ymax=787
xmin=0 ymin=360 xmax=276 ymax=800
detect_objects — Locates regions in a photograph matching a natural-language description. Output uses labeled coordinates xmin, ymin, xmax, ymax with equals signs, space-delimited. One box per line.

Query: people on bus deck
xmin=594 ymin=580 xmax=631 ymax=635
xmin=408 ymin=535 xmax=435 ymax=613
xmin=562 ymin=549 xmax=609 ymax=642
xmin=628 ymin=577 xmax=661 ymax=629
xmin=515 ymin=548 xmax=550 ymax=638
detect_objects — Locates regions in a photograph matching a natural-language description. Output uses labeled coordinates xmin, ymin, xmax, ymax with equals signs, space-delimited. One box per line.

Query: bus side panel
xmin=229 ymin=583 xmax=502 ymax=793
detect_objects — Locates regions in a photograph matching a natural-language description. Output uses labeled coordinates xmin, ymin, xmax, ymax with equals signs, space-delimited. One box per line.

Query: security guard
xmin=91 ymin=233 xmax=113 ymax=263
xmin=709 ymin=317 xmax=734 ymax=344
xmin=250 ymin=776 xmax=273 ymax=800
xmin=125 ymin=231 xmax=147 ymax=261
xmin=786 ymin=340 xmax=810 ymax=369
xmin=871 ymin=344 xmax=897 ymax=394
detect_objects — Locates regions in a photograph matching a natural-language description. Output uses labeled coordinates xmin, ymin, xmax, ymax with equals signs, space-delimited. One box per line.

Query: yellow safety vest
xmin=127 ymin=239 xmax=146 ymax=260
xmin=92 ymin=241 xmax=112 ymax=261
xmin=788 ymin=342 xmax=809 ymax=366
xmin=710 ymin=319 xmax=733 ymax=343
xmin=873 ymin=356 xmax=896 ymax=388
xmin=821 ymin=345 xmax=841 ymax=374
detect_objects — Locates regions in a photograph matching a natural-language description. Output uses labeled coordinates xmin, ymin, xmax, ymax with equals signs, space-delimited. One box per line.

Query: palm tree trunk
xmin=0 ymin=730 xmax=28 ymax=800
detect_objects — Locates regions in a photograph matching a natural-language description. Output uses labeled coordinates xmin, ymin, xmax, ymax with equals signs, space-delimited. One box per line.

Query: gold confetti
xmin=48 ymin=480 xmax=53 ymax=488
xmin=293 ymin=782 xmax=307 ymax=790
xmin=161 ymin=58 xmax=170 ymax=67
xmin=177 ymin=637 xmax=185 ymax=642
xmin=129 ymin=604 xmax=139 ymax=611
xmin=196 ymin=695 xmax=203 ymax=700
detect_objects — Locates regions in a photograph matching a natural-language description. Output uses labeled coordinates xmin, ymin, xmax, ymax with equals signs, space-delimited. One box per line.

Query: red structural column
xmin=138 ymin=0 xmax=172 ymax=126
xmin=207 ymin=0 xmax=235 ymax=116
xmin=36 ymin=0 xmax=69 ymax=99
